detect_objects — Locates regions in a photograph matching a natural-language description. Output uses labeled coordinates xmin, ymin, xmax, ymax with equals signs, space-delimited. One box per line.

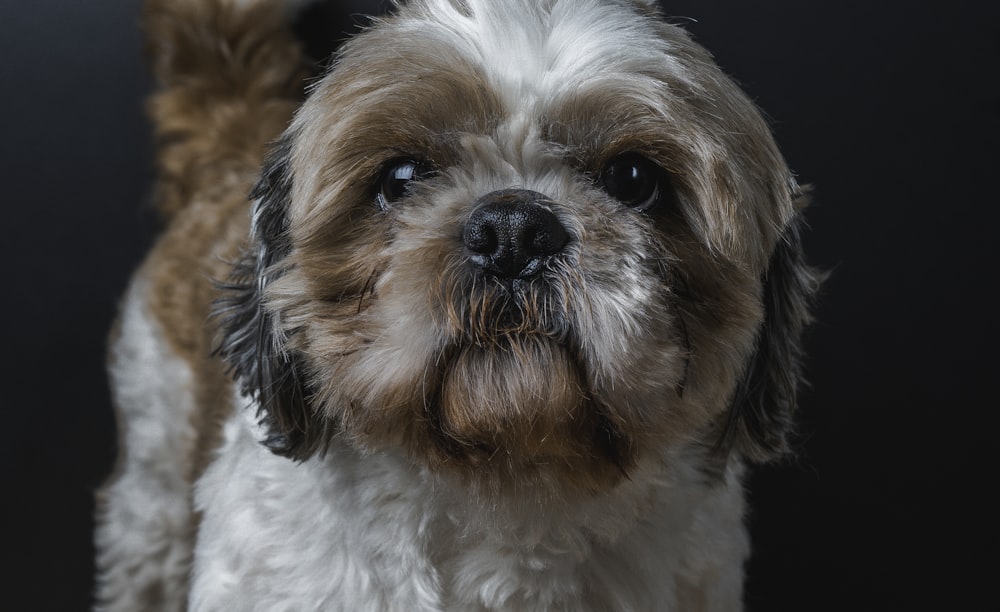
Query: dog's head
xmin=218 ymin=0 xmax=817 ymax=493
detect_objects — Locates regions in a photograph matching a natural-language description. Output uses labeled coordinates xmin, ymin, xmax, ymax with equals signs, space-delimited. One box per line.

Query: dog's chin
xmin=427 ymin=333 xmax=628 ymax=492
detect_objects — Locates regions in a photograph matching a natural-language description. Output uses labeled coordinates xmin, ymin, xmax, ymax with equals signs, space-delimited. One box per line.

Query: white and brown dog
xmin=94 ymin=0 xmax=818 ymax=609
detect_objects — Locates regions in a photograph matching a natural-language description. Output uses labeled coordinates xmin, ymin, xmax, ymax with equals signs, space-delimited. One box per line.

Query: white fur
xmin=189 ymin=395 xmax=748 ymax=611
xmin=94 ymin=276 xmax=199 ymax=612
xmin=406 ymin=0 xmax=686 ymax=112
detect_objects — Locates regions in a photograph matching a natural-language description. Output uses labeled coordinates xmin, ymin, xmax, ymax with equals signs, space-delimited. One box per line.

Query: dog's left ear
xmin=717 ymin=188 xmax=821 ymax=462
xmin=215 ymin=134 xmax=319 ymax=460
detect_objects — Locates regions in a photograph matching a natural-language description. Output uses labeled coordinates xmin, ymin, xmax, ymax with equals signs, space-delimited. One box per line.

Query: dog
xmin=94 ymin=0 xmax=818 ymax=609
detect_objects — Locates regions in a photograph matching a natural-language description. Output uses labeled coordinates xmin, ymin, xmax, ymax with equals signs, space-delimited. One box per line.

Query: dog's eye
xmin=377 ymin=159 xmax=432 ymax=208
xmin=599 ymin=154 xmax=670 ymax=213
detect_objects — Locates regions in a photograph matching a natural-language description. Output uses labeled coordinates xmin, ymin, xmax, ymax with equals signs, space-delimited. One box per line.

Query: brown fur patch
xmin=143 ymin=0 xmax=310 ymax=219
xmin=433 ymin=336 xmax=628 ymax=491
xmin=138 ymin=0 xmax=309 ymax=480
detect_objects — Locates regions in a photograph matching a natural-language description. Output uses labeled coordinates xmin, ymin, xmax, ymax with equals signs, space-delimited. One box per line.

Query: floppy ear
xmin=215 ymin=134 xmax=319 ymax=460
xmin=717 ymin=192 xmax=821 ymax=462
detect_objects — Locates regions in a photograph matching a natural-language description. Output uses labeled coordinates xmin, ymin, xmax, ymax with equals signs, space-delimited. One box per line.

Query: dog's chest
xmin=188 ymin=404 xmax=745 ymax=611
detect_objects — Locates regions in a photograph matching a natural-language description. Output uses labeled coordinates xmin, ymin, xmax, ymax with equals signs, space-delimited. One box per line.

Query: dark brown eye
xmin=377 ymin=159 xmax=432 ymax=208
xmin=599 ymin=153 xmax=670 ymax=212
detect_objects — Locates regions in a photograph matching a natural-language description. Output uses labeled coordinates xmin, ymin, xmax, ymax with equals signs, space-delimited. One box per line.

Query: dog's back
xmin=94 ymin=1 xmax=307 ymax=609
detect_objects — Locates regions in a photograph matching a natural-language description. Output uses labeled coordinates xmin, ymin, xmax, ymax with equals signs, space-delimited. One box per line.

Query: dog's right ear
xmin=215 ymin=134 xmax=321 ymax=460
xmin=715 ymin=188 xmax=822 ymax=463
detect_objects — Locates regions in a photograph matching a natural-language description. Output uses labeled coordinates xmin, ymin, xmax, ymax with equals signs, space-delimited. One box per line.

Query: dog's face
xmin=219 ymin=0 xmax=816 ymax=495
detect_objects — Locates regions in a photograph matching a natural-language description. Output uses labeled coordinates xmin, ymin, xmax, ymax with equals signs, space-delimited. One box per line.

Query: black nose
xmin=463 ymin=189 xmax=570 ymax=279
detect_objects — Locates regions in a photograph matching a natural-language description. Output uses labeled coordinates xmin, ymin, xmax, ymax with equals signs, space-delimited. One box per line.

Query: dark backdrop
xmin=3 ymin=0 xmax=997 ymax=609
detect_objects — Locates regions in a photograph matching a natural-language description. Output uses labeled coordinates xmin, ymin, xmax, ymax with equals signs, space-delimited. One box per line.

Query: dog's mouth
xmin=421 ymin=278 xmax=634 ymax=490
xmin=425 ymin=335 xmax=631 ymax=491
xmin=444 ymin=274 xmax=570 ymax=342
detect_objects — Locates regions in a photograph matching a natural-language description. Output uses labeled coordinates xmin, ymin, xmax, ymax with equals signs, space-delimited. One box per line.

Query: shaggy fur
xmin=94 ymin=0 xmax=818 ymax=609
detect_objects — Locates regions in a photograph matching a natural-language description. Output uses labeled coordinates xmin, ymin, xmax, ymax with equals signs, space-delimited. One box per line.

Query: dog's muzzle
xmin=463 ymin=189 xmax=569 ymax=279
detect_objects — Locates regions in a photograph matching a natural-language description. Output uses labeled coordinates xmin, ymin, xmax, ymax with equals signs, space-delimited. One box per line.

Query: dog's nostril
xmin=463 ymin=190 xmax=569 ymax=279
xmin=463 ymin=220 xmax=498 ymax=256
xmin=526 ymin=218 xmax=568 ymax=256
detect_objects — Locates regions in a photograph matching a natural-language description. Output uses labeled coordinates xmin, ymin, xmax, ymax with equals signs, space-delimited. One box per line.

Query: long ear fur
xmin=717 ymin=192 xmax=822 ymax=462
xmin=215 ymin=134 xmax=321 ymax=460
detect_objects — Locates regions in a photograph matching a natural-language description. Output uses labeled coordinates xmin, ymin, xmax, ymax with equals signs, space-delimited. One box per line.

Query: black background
xmin=3 ymin=0 xmax=998 ymax=609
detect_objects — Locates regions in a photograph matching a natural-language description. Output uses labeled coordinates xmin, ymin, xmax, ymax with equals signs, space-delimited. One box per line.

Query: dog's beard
xmin=437 ymin=336 xmax=594 ymax=469
xmin=431 ymin=275 xmax=632 ymax=490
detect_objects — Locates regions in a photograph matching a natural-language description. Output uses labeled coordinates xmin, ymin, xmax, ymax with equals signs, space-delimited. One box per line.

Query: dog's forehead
xmin=393 ymin=0 xmax=688 ymax=109
xmin=298 ymin=0 xmax=707 ymax=175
